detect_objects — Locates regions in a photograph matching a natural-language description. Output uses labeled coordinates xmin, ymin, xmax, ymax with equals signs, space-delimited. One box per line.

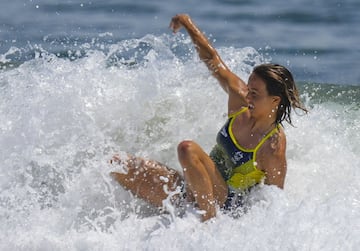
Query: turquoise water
xmin=0 ymin=1 xmax=359 ymax=250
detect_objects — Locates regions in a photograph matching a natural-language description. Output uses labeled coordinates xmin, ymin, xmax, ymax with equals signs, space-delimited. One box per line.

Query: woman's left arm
xmin=260 ymin=132 xmax=287 ymax=189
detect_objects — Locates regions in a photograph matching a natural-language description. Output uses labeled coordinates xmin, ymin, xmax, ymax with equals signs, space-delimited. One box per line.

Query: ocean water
xmin=0 ymin=0 xmax=359 ymax=250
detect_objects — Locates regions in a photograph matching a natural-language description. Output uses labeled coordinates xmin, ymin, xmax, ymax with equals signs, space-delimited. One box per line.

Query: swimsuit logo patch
xmin=231 ymin=151 xmax=244 ymax=164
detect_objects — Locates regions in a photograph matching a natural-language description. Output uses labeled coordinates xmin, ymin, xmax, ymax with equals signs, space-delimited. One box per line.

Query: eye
xmin=250 ymin=90 xmax=257 ymax=97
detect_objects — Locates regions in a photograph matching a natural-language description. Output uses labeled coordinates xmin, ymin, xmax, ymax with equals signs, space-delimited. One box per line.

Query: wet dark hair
xmin=253 ymin=63 xmax=308 ymax=126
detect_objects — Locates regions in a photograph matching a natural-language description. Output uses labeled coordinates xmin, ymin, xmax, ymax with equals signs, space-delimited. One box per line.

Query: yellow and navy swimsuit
xmin=210 ymin=107 xmax=280 ymax=192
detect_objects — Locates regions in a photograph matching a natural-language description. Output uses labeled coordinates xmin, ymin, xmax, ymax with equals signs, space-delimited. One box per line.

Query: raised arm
xmin=170 ymin=14 xmax=249 ymax=113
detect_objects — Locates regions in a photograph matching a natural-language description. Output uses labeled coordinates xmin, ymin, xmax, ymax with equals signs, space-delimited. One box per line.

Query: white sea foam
xmin=0 ymin=35 xmax=359 ymax=250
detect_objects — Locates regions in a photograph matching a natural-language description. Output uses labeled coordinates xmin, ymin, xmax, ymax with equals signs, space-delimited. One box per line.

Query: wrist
xmin=177 ymin=14 xmax=191 ymax=25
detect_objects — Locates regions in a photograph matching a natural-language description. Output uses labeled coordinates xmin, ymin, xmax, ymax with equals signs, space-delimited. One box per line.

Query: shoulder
xmin=257 ymin=126 xmax=287 ymax=170
xmin=257 ymin=128 xmax=287 ymax=188
xmin=228 ymin=106 xmax=249 ymax=118
xmin=269 ymin=126 xmax=286 ymax=154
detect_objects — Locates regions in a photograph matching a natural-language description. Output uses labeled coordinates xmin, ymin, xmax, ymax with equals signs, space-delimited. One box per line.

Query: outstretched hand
xmin=169 ymin=14 xmax=189 ymax=33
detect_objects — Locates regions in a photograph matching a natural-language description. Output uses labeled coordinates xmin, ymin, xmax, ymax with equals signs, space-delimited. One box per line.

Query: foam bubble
xmin=0 ymin=34 xmax=359 ymax=250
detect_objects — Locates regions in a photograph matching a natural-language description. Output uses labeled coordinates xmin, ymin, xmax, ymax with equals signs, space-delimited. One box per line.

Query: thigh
xmin=198 ymin=147 xmax=228 ymax=205
xmin=178 ymin=141 xmax=228 ymax=205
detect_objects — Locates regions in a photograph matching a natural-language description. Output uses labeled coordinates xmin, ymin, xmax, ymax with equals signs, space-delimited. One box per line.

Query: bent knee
xmin=177 ymin=140 xmax=196 ymax=157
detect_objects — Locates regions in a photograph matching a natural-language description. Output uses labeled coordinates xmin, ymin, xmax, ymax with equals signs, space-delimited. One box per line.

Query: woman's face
xmin=246 ymin=73 xmax=279 ymax=120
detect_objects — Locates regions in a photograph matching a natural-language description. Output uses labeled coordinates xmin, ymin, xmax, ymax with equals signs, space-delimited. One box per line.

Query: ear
xmin=272 ymin=96 xmax=281 ymax=107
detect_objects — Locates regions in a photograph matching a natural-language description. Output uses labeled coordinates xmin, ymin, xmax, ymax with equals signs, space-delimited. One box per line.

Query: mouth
xmin=248 ymin=104 xmax=255 ymax=110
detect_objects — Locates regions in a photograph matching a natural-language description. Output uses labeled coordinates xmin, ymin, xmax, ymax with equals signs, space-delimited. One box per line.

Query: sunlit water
xmin=1 ymin=0 xmax=360 ymax=249
xmin=0 ymin=33 xmax=359 ymax=250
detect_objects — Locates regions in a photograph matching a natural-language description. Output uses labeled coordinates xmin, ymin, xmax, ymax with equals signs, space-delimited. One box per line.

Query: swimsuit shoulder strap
xmin=254 ymin=124 xmax=280 ymax=155
xmin=228 ymin=107 xmax=248 ymax=119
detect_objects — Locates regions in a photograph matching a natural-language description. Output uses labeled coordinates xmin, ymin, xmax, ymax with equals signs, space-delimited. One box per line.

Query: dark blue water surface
xmin=1 ymin=0 xmax=359 ymax=85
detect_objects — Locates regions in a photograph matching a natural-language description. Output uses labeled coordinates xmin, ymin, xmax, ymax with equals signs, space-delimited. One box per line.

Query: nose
xmin=245 ymin=91 xmax=251 ymax=102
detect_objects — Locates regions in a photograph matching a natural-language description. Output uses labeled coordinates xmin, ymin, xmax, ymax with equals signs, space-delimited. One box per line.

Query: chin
xmin=248 ymin=109 xmax=257 ymax=118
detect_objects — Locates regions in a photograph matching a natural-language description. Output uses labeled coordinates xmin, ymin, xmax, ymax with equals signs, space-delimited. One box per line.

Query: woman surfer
xmin=110 ymin=14 xmax=307 ymax=222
